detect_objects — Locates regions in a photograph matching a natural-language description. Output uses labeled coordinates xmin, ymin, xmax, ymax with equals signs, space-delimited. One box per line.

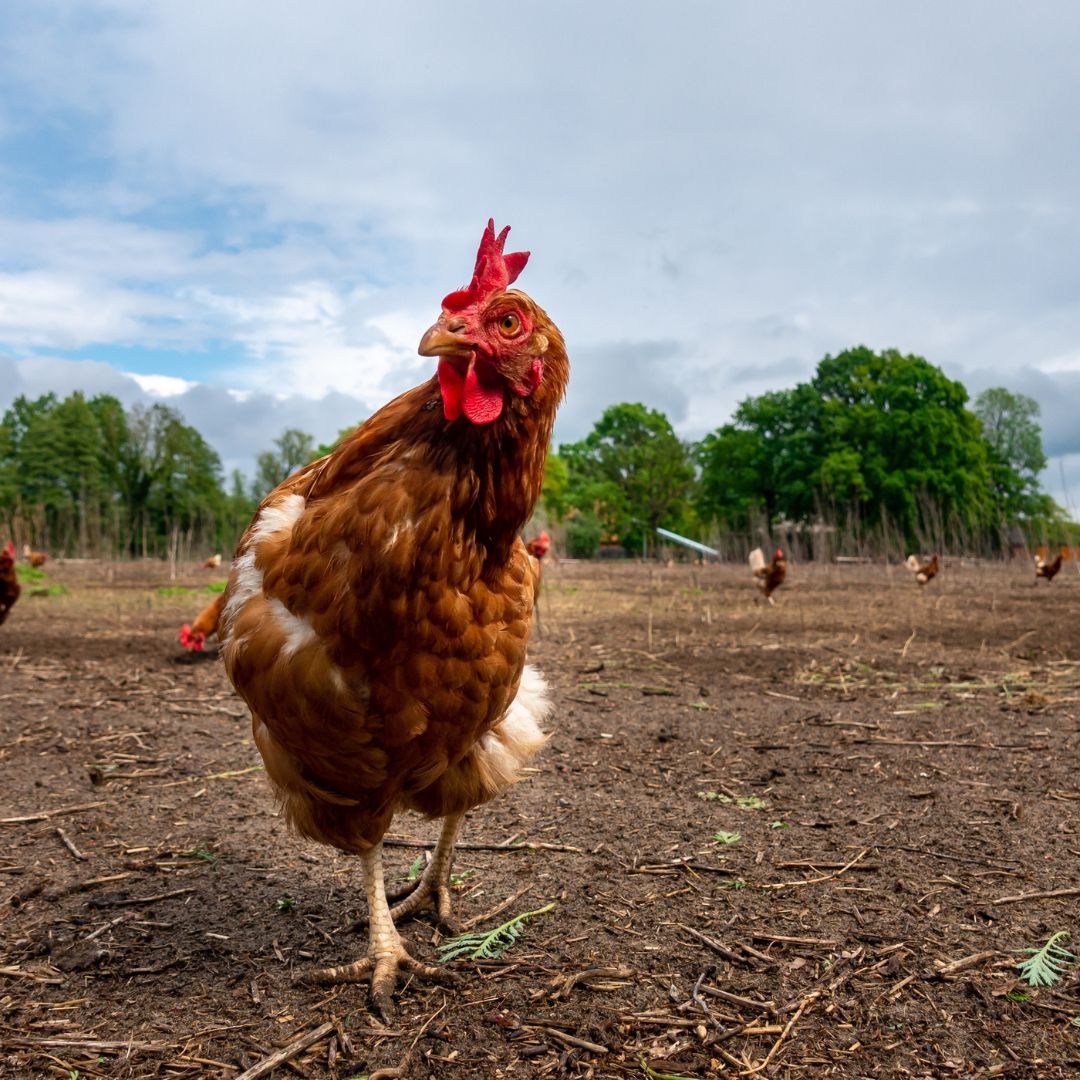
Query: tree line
xmin=0 ymin=346 xmax=1072 ymax=561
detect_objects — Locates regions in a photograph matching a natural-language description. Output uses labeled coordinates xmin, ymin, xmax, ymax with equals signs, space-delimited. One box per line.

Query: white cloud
xmin=125 ymin=372 xmax=197 ymax=397
xmin=2 ymin=2 xmax=1080 ymax=508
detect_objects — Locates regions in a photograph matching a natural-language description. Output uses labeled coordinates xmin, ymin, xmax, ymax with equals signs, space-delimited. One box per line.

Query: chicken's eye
xmin=497 ymin=312 xmax=521 ymax=337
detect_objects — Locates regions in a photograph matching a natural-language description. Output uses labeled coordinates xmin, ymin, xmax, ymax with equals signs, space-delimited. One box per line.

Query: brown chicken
xmin=749 ymin=546 xmax=786 ymax=604
xmin=179 ymin=592 xmax=226 ymax=651
xmin=525 ymin=529 xmax=551 ymax=560
xmin=0 ymin=542 xmax=20 ymax=627
xmin=219 ymin=220 xmax=568 ymax=1015
xmin=202 ymin=553 xmax=223 ymax=570
xmin=906 ymin=552 xmax=940 ymax=586
xmin=23 ymin=544 xmax=47 ymax=568
xmin=1034 ymin=552 xmax=1063 ymax=584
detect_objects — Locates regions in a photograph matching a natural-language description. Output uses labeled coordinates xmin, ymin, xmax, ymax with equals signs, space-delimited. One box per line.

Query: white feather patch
xmin=269 ymin=597 xmax=317 ymax=658
xmin=223 ymin=493 xmax=306 ymax=630
xmin=475 ymin=665 xmax=552 ymax=792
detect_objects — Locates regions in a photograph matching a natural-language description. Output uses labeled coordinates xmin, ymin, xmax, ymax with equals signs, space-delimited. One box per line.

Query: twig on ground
xmin=678 ymin=924 xmax=751 ymax=967
xmin=991 ymin=886 xmax=1080 ymax=905
xmin=0 ymin=802 xmax=106 ymax=826
xmin=460 ymin=886 xmax=532 ymax=932
xmin=933 ymin=951 xmax=997 ymax=977
xmin=383 ymin=837 xmax=583 ymax=854
xmin=89 ymin=886 xmax=196 ymax=907
xmin=874 ymin=844 xmax=1018 ymax=870
xmin=540 ymin=1026 xmax=607 ymax=1054
xmin=761 ymin=848 xmax=870 ymax=890
xmin=739 ymin=992 xmax=819 ymax=1076
xmin=55 ymin=827 xmax=86 ymax=861
xmin=233 ymin=1020 xmax=336 ymax=1080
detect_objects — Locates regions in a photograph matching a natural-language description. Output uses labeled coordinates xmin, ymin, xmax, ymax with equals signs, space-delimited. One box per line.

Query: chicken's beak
xmin=418 ymin=316 xmax=473 ymax=358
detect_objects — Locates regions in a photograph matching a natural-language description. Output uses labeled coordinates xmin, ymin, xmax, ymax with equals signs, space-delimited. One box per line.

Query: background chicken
xmin=1034 ymin=552 xmax=1063 ymax=584
xmin=202 ymin=553 xmax=223 ymax=570
xmin=0 ymin=542 xmax=20 ymax=627
xmin=179 ymin=592 xmax=226 ymax=651
xmin=525 ymin=530 xmax=553 ymax=636
xmin=23 ymin=544 xmax=47 ymax=568
xmin=749 ymin=546 xmax=786 ymax=604
xmin=219 ymin=220 xmax=568 ymax=1016
xmin=525 ymin=529 xmax=551 ymax=561
xmin=906 ymin=552 xmax=940 ymax=585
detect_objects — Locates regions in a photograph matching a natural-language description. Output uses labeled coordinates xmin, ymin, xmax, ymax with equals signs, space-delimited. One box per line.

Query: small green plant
xmin=1016 ymin=931 xmax=1076 ymax=988
xmin=1006 ymin=989 xmax=1030 ymax=1003
xmin=406 ymin=855 xmax=425 ymax=882
xmin=275 ymin=895 xmax=296 ymax=913
xmin=768 ymin=820 xmax=790 ymax=829
xmin=204 ymin=580 xmax=228 ymax=593
xmin=21 ymin=565 xmax=47 ymax=583
xmin=638 ymin=1056 xmax=698 ymax=1080
xmin=450 ymin=869 xmax=476 ymax=887
xmin=713 ymin=830 xmax=741 ymax=845
xmin=721 ymin=878 xmax=747 ymax=890
xmin=437 ymin=902 xmax=554 ymax=963
xmin=157 ymin=585 xmax=194 ymax=597
xmin=183 ymin=846 xmax=221 ymax=864
xmin=697 ymin=792 xmax=769 ymax=810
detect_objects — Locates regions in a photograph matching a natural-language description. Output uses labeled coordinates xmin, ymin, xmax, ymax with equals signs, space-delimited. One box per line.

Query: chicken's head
xmin=420 ymin=219 xmax=557 ymax=425
xmin=1 ymin=542 xmax=14 ymax=568
xmin=179 ymin=624 xmax=206 ymax=652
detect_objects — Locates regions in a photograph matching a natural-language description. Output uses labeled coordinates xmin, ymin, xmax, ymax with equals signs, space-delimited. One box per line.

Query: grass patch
xmin=30 ymin=584 xmax=67 ymax=598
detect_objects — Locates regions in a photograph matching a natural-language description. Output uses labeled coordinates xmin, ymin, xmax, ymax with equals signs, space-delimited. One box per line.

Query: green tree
xmin=560 ymin=403 xmax=695 ymax=554
xmin=695 ymin=387 xmax=820 ymax=530
xmin=696 ymin=347 xmax=1000 ymax=549
xmin=973 ymin=387 xmax=1049 ymax=521
xmin=539 ymin=452 xmax=570 ymax=521
xmin=810 ymin=348 xmax=993 ymax=540
xmin=253 ymin=428 xmax=316 ymax=498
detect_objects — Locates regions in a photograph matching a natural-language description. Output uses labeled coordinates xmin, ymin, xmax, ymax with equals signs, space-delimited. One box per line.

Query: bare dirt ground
xmin=1 ymin=557 xmax=1079 ymax=1079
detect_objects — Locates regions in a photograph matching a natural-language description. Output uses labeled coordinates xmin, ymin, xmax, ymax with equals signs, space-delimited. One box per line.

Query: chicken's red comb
xmin=442 ymin=219 xmax=530 ymax=312
xmin=2 ymin=542 xmax=13 ymax=558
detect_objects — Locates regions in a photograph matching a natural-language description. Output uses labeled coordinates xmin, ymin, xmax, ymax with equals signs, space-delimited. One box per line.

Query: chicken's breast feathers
xmin=220 ymin=381 xmax=547 ymax=852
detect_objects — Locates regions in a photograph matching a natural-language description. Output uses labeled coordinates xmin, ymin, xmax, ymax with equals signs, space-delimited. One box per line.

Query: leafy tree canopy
xmin=559 ymin=402 xmax=695 ymax=553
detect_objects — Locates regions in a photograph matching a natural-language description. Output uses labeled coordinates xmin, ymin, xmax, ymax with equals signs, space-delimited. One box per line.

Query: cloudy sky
xmin=1 ymin=2 xmax=1079 ymax=511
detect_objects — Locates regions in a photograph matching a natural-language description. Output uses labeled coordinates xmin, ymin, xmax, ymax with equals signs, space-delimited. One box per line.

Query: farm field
xmin=1 ymin=558 xmax=1079 ymax=1078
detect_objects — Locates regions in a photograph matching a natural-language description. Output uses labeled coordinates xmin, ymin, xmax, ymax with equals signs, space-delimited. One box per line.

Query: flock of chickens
xmin=0 ymin=223 xmax=1074 ymax=1017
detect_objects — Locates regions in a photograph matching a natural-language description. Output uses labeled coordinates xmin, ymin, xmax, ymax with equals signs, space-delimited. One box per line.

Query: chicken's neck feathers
xmin=310 ymin=376 xmax=552 ymax=569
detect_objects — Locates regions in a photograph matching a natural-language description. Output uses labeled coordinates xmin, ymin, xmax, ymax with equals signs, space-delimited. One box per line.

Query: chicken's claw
xmin=388 ymin=875 xmax=457 ymax=930
xmin=306 ymin=946 xmax=452 ymax=1020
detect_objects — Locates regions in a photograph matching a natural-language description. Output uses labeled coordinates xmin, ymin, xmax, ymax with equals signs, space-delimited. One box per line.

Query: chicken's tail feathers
xmin=749 ymin=547 xmax=766 ymax=574
xmin=190 ymin=591 xmax=227 ymax=639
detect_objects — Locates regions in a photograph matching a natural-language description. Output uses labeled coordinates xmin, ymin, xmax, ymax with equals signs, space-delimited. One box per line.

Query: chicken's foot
xmin=310 ymin=842 xmax=448 ymax=1019
xmin=388 ymin=812 xmax=462 ymax=929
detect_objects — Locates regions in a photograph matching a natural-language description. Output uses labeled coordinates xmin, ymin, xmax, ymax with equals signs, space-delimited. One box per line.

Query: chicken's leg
xmin=315 ymin=842 xmax=444 ymax=1018
xmin=388 ymin=812 xmax=463 ymax=928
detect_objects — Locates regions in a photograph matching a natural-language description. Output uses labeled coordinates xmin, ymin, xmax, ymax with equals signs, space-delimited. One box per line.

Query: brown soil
xmin=1 ymin=558 xmax=1079 ymax=1079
